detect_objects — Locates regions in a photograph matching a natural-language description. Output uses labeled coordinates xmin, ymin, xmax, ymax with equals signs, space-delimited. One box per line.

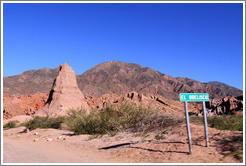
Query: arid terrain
xmin=2 ymin=62 xmax=243 ymax=163
xmin=3 ymin=61 xmax=243 ymax=119
xmin=3 ymin=123 xmax=242 ymax=163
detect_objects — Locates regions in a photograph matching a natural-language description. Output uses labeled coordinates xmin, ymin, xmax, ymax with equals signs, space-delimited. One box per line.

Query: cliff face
xmin=3 ymin=61 xmax=243 ymax=100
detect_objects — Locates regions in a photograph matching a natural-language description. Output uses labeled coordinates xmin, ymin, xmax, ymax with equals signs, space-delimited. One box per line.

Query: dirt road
xmin=3 ymin=127 xmax=126 ymax=163
xmin=3 ymin=136 xmax=119 ymax=163
xmin=3 ymin=125 xmax=242 ymax=163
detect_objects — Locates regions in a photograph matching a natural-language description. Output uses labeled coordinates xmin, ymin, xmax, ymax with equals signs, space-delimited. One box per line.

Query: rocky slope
xmin=3 ymin=61 xmax=243 ymax=100
xmin=4 ymin=68 xmax=59 ymax=96
xmin=87 ymin=91 xmax=200 ymax=117
xmin=78 ymin=61 xmax=242 ymax=99
xmin=3 ymin=93 xmax=48 ymax=119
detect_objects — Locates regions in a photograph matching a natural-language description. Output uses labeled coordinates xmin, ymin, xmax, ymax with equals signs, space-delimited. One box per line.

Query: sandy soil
xmin=3 ymin=124 xmax=242 ymax=164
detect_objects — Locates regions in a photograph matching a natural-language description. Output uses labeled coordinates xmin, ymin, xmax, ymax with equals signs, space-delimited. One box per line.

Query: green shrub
xmin=208 ymin=115 xmax=243 ymax=131
xmin=65 ymin=103 xmax=184 ymax=136
xmin=65 ymin=103 xmax=152 ymax=135
xmin=106 ymin=103 xmax=148 ymax=129
xmin=190 ymin=116 xmax=204 ymax=125
xmin=3 ymin=121 xmax=18 ymax=129
xmin=24 ymin=116 xmax=65 ymax=130
xmin=22 ymin=103 xmax=185 ymax=137
xmin=65 ymin=109 xmax=118 ymax=135
xmin=155 ymin=130 xmax=168 ymax=140
xmin=190 ymin=115 xmax=243 ymax=131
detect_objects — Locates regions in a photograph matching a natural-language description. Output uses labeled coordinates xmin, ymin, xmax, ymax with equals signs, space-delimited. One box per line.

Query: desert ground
xmin=3 ymin=122 xmax=242 ymax=163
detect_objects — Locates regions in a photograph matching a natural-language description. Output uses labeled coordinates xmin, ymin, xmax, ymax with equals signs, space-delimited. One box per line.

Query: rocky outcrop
xmin=3 ymin=93 xmax=48 ymax=119
xmin=87 ymin=91 xmax=199 ymax=117
xmin=35 ymin=63 xmax=90 ymax=117
xmin=197 ymin=96 xmax=243 ymax=116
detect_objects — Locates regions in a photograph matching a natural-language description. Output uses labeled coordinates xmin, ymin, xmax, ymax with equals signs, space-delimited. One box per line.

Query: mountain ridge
xmin=3 ymin=61 xmax=243 ymax=100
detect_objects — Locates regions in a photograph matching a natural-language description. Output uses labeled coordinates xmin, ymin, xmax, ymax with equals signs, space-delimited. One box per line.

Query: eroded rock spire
xmin=35 ymin=63 xmax=90 ymax=117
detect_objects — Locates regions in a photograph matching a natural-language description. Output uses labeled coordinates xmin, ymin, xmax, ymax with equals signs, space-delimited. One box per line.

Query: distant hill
xmin=4 ymin=68 xmax=59 ymax=95
xmin=3 ymin=61 xmax=243 ymax=100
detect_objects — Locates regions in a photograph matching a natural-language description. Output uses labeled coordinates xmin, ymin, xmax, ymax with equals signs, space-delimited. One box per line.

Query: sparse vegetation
xmin=140 ymin=130 xmax=150 ymax=142
xmin=190 ymin=115 xmax=243 ymax=131
xmin=220 ymin=134 xmax=243 ymax=162
xmin=22 ymin=103 xmax=183 ymax=137
xmin=208 ymin=115 xmax=243 ymax=131
xmin=88 ymin=134 xmax=103 ymax=140
xmin=65 ymin=103 xmax=184 ymax=136
xmin=65 ymin=109 xmax=118 ymax=135
xmin=3 ymin=121 xmax=18 ymax=129
xmin=155 ymin=130 xmax=168 ymax=140
xmin=23 ymin=116 xmax=65 ymax=130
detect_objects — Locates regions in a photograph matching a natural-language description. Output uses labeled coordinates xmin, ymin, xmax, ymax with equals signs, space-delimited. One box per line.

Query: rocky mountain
xmin=3 ymin=61 xmax=243 ymax=100
xmin=78 ymin=61 xmax=242 ymax=99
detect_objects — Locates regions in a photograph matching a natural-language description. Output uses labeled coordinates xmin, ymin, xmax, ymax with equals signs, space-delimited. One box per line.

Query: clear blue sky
xmin=3 ymin=3 xmax=243 ymax=90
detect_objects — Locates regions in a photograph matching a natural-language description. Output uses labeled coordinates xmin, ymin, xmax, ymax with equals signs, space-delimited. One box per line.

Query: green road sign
xmin=179 ymin=93 xmax=209 ymax=102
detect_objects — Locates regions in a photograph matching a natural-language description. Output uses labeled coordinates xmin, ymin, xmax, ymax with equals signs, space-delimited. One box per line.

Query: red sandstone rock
xmin=3 ymin=93 xmax=48 ymax=119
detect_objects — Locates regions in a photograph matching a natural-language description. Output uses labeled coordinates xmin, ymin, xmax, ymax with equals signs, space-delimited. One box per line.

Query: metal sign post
xmin=202 ymin=101 xmax=209 ymax=147
xmin=179 ymin=93 xmax=210 ymax=154
xmin=185 ymin=101 xmax=192 ymax=154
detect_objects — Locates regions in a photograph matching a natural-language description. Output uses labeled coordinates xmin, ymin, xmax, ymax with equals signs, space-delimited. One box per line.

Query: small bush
xmin=190 ymin=116 xmax=204 ymax=125
xmin=155 ymin=134 xmax=165 ymax=140
xmin=3 ymin=121 xmax=18 ymax=129
xmin=190 ymin=115 xmax=243 ymax=131
xmin=208 ymin=115 xmax=243 ymax=131
xmin=24 ymin=116 xmax=65 ymax=130
xmin=65 ymin=109 xmax=118 ymax=135
xmin=132 ymin=111 xmax=184 ymax=132
xmin=154 ymin=130 xmax=168 ymax=140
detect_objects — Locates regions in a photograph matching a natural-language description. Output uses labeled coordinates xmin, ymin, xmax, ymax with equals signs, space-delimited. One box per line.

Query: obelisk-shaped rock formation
xmin=35 ymin=63 xmax=90 ymax=117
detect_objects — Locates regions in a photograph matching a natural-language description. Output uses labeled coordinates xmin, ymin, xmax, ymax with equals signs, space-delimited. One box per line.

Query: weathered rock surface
xmin=35 ymin=63 xmax=90 ymax=117
xmin=87 ymin=91 xmax=199 ymax=117
xmin=3 ymin=93 xmax=48 ymax=119
xmin=197 ymin=96 xmax=243 ymax=116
